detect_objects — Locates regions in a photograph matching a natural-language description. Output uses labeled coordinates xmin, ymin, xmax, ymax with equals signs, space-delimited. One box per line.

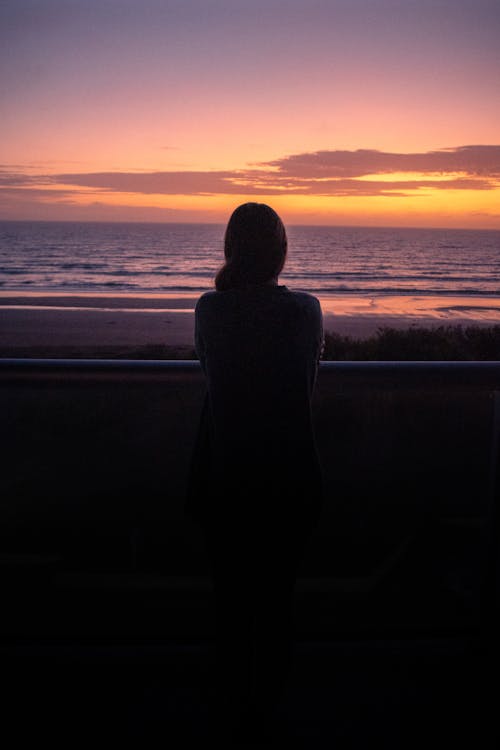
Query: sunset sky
xmin=1 ymin=0 xmax=499 ymax=227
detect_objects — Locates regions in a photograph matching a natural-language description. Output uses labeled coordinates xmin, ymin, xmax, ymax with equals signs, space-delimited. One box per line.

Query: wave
xmin=284 ymin=271 xmax=499 ymax=283
xmin=60 ymin=262 xmax=109 ymax=271
xmin=302 ymin=286 xmax=500 ymax=296
xmin=3 ymin=280 xmax=499 ymax=297
xmin=4 ymin=268 xmax=498 ymax=288
xmin=2 ymin=222 xmax=499 ymax=299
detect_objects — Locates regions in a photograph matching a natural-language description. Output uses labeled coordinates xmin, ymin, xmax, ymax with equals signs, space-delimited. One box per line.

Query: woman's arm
xmin=311 ymin=297 xmax=324 ymax=390
xmin=194 ymin=298 xmax=207 ymax=374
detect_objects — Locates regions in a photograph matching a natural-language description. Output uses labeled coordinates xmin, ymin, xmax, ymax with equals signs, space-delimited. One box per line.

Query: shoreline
xmin=1 ymin=290 xmax=499 ymax=354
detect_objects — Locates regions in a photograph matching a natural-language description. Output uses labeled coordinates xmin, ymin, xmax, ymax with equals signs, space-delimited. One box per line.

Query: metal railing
xmin=1 ymin=357 xmax=500 ymax=386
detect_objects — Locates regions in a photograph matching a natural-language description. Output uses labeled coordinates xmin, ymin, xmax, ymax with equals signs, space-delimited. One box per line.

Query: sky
xmin=1 ymin=0 xmax=499 ymax=227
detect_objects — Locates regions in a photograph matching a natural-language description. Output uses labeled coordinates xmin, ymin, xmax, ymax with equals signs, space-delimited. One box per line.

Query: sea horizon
xmin=2 ymin=218 xmax=500 ymax=232
xmin=1 ymin=221 xmax=499 ymax=300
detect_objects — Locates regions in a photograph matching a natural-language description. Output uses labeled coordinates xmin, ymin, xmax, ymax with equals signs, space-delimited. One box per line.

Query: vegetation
xmin=1 ymin=325 xmax=499 ymax=360
xmin=322 ymin=324 xmax=500 ymax=361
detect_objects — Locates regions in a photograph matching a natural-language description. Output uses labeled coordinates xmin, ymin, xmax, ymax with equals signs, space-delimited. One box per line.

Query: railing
xmin=1 ymin=357 xmax=500 ymax=384
xmin=1 ymin=359 xmax=498 ymax=639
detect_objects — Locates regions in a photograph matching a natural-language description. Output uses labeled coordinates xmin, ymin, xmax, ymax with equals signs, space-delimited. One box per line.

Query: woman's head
xmin=215 ymin=202 xmax=287 ymax=291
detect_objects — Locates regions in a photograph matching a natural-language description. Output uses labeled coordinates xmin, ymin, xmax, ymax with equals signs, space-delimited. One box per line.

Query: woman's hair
xmin=215 ymin=202 xmax=287 ymax=291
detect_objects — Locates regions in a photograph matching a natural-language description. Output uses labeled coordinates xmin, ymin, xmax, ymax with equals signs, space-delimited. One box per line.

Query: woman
xmin=187 ymin=202 xmax=324 ymax=739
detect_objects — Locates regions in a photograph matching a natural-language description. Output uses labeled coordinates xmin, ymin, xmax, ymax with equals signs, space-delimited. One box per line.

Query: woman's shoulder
xmin=196 ymin=287 xmax=322 ymax=319
xmin=285 ymin=289 xmax=322 ymax=316
xmin=195 ymin=290 xmax=238 ymax=328
xmin=195 ymin=290 xmax=221 ymax=314
xmin=287 ymin=288 xmax=320 ymax=305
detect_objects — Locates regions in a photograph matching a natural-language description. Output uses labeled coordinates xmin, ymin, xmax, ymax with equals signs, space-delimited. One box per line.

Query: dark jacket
xmin=186 ymin=284 xmax=324 ymax=530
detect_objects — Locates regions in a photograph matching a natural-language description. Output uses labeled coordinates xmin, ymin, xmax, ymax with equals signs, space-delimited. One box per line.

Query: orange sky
xmin=1 ymin=1 xmax=499 ymax=227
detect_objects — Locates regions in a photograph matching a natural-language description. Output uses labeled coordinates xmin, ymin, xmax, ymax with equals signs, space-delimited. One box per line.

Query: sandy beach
xmin=1 ymin=290 xmax=500 ymax=357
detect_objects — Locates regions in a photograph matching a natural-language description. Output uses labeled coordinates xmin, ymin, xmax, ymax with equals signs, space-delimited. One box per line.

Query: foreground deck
xmin=1 ymin=359 xmax=498 ymax=746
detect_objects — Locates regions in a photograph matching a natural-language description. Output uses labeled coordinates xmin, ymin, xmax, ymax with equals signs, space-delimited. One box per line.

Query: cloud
xmin=262 ymin=145 xmax=500 ymax=179
xmin=225 ymin=171 xmax=496 ymax=196
xmin=52 ymin=170 xmax=286 ymax=195
xmin=0 ymin=187 xmax=79 ymax=198
xmin=0 ymin=172 xmax=51 ymax=186
xmin=1 ymin=145 xmax=499 ymax=201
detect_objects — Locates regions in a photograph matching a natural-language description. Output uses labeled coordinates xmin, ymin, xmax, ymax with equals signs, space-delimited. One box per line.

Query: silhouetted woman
xmin=186 ymin=202 xmax=324 ymax=740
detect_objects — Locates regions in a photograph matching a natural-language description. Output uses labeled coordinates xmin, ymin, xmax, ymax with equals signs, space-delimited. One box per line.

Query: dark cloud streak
xmin=263 ymin=145 xmax=500 ymax=179
xmin=53 ymin=171 xmax=287 ymax=195
xmin=1 ymin=146 xmax=499 ymax=200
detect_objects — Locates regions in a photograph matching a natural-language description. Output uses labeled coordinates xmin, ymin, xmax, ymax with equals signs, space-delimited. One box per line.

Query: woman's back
xmin=193 ymin=283 xmax=323 ymax=526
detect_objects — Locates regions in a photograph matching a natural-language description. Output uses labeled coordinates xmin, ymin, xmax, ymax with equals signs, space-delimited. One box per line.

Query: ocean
xmin=0 ymin=220 xmax=499 ymax=298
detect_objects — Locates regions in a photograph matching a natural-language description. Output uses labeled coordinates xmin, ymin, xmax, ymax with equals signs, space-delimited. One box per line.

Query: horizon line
xmin=1 ymin=217 xmax=499 ymax=233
